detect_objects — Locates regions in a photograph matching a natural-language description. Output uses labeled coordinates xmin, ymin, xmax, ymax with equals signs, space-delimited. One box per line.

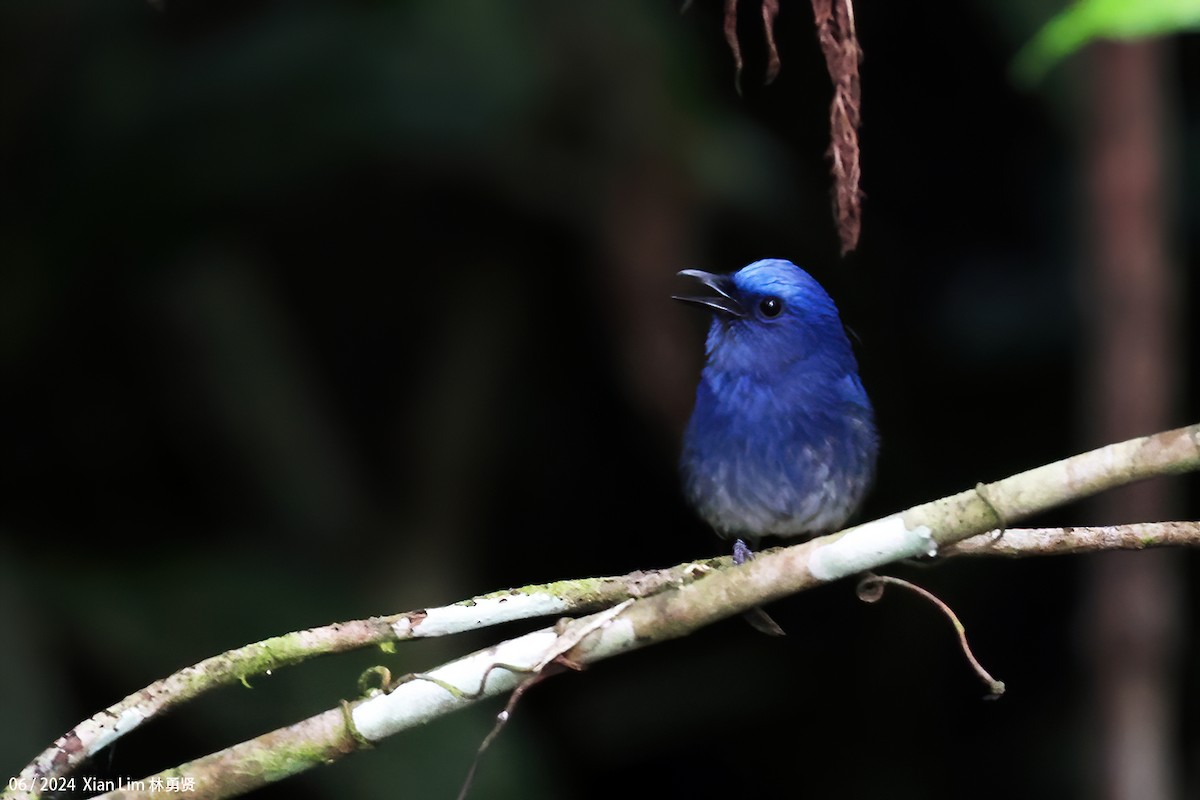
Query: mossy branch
xmin=5 ymin=424 xmax=1199 ymax=800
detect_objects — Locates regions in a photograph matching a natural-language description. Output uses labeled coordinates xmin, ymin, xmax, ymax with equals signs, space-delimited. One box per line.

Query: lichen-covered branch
xmin=5 ymin=565 xmax=715 ymax=799
xmin=943 ymin=521 xmax=1200 ymax=558
xmin=6 ymin=424 xmax=1199 ymax=800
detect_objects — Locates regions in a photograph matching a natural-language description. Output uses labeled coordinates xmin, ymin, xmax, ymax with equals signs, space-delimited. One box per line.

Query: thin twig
xmin=455 ymin=657 xmax=583 ymax=800
xmin=857 ymin=573 xmax=1005 ymax=699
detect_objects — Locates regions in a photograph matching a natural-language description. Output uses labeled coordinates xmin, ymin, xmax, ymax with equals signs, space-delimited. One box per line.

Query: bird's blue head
xmin=674 ymin=258 xmax=855 ymax=377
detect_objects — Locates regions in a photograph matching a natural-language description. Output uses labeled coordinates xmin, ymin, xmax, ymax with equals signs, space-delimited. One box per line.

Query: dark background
xmin=2 ymin=1 xmax=1197 ymax=798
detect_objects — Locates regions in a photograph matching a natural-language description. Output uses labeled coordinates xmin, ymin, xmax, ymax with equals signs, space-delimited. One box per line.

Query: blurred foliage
xmin=1013 ymin=0 xmax=1200 ymax=84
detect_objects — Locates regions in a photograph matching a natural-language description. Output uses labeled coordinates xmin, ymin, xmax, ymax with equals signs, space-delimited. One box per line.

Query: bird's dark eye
xmin=758 ymin=296 xmax=783 ymax=318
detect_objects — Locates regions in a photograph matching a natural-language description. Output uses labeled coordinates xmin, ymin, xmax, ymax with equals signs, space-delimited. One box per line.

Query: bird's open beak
xmin=672 ymin=269 xmax=747 ymax=317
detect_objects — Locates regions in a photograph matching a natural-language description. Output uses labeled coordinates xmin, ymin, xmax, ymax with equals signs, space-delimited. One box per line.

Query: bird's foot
xmin=730 ymin=539 xmax=785 ymax=635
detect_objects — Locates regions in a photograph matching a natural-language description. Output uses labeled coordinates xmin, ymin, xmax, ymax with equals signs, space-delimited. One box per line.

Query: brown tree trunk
xmin=1079 ymin=39 xmax=1184 ymax=800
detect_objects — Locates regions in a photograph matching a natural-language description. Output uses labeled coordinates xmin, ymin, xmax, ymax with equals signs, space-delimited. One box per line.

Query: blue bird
xmin=675 ymin=259 xmax=878 ymax=562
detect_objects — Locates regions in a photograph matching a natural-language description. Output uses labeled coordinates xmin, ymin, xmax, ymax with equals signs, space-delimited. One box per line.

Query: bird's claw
xmin=732 ymin=538 xmax=754 ymax=565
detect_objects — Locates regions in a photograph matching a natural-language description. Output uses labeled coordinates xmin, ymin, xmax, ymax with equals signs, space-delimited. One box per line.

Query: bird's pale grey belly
xmin=683 ymin=414 xmax=875 ymax=539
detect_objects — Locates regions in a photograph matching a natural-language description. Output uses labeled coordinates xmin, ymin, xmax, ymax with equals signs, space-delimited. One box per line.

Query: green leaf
xmin=1012 ymin=0 xmax=1200 ymax=86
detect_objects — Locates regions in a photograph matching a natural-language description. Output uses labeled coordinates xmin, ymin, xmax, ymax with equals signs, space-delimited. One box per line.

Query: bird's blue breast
xmin=681 ymin=359 xmax=877 ymax=540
